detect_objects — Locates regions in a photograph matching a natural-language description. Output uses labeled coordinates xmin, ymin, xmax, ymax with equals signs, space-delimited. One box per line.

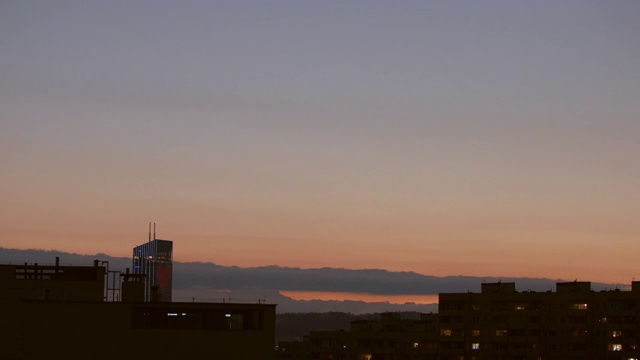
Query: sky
xmin=2 ymin=1 xmax=639 ymax=285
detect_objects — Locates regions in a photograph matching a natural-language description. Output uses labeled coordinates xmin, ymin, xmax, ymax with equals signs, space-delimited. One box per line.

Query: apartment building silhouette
xmin=438 ymin=281 xmax=640 ymax=359
xmin=280 ymin=281 xmax=640 ymax=360
xmin=1 ymin=254 xmax=276 ymax=359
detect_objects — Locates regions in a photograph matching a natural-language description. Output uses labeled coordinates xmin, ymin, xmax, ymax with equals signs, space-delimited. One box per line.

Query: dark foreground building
xmin=438 ymin=281 xmax=640 ymax=360
xmin=279 ymin=281 xmax=640 ymax=360
xmin=0 ymin=259 xmax=276 ymax=360
xmin=278 ymin=313 xmax=440 ymax=360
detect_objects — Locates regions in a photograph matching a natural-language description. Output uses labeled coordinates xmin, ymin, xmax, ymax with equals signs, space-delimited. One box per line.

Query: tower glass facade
xmin=132 ymin=239 xmax=173 ymax=302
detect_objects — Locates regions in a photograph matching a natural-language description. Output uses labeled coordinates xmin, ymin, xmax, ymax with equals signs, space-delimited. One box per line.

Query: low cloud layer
xmin=1 ymin=248 xmax=621 ymax=313
xmin=2 ymin=248 xmax=620 ymax=294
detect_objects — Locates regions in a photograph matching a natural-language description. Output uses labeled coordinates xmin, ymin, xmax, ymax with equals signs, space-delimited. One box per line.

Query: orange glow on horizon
xmin=280 ymin=291 xmax=439 ymax=305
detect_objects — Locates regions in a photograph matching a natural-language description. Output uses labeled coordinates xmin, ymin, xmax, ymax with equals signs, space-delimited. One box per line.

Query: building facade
xmin=21 ymin=300 xmax=276 ymax=359
xmin=297 ymin=313 xmax=440 ymax=360
xmin=438 ymin=281 xmax=640 ymax=360
xmin=280 ymin=281 xmax=640 ymax=360
xmin=133 ymin=239 xmax=173 ymax=302
xmin=0 ymin=259 xmax=106 ymax=359
xmin=1 ymin=258 xmax=276 ymax=360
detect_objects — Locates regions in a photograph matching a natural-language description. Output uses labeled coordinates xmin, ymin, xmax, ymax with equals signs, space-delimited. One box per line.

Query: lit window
xmin=472 ymin=343 xmax=480 ymax=350
xmin=413 ymin=342 xmax=419 ymax=348
xmin=441 ymin=329 xmax=452 ymax=336
xmin=225 ymin=313 xmax=243 ymax=329
xmin=472 ymin=330 xmax=480 ymax=337
xmin=610 ymin=344 xmax=622 ymax=351
xmin=570 ymin=303 xmax=588 ymax=310
xmin=612 ymin=330 xmax=622 ymax=338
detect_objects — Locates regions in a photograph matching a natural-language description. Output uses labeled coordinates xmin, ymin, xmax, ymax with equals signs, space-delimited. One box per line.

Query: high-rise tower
xmin=132 ymin=223 xmax=173 ymax=302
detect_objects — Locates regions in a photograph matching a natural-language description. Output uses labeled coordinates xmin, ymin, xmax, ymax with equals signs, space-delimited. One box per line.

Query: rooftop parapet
xmin=481 ymin=282 xmax=516 ymax=294
xmin=556 ymin=281 xmax=591 ymax=293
